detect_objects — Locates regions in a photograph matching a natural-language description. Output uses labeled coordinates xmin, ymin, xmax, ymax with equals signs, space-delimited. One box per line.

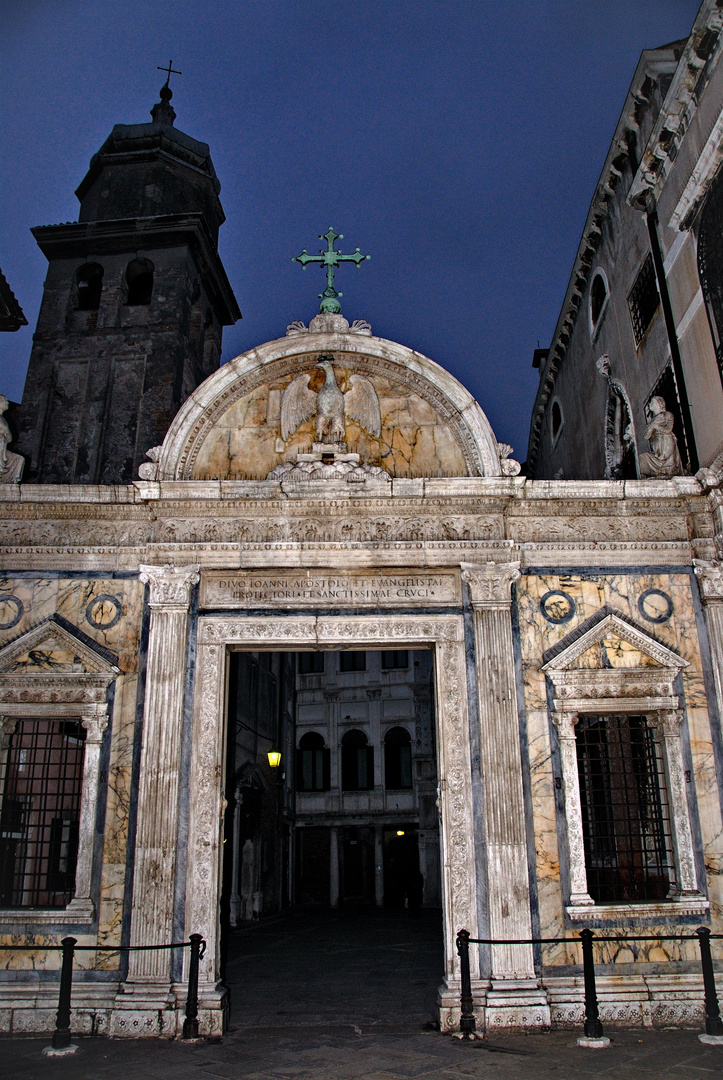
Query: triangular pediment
xmin=541 ymin=606 xmax=687 ymax=674
xmin=0 ymin=615 xmax=120 ymax=675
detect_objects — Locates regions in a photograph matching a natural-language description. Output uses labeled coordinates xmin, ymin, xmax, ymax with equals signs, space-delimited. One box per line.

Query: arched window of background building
xmin=384 ymin=726 xmax=412 ymax=790
xmin=74 ymin=263 xmax=103 ymax=311
xmin=124 ymin=258 xmax=154 ymax=306
xmin=698 ymin=171 xmax=723 ymax=386
xmin=296 ymin=731 xmax=329 ymax=792
xmin=551 ymin=399 xmax=563 ymax=444
xmin=341 ymin=729 xmax=373 ymax=791
xmin=590 ymin=271 xmax=608 ymax=330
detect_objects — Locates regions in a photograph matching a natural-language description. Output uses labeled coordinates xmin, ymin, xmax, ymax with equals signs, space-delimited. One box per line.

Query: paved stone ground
xmin=3 ymin=908 xmax=723 ymax=1078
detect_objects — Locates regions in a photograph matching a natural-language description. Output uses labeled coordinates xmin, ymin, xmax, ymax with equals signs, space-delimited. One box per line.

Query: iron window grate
xmin=576 ymin=714 xmax=674 ymax=903
xmin=628 ymin=254 xmax=660 ymax=346
xmin=0 ymin=719 xmax=85 ymax=909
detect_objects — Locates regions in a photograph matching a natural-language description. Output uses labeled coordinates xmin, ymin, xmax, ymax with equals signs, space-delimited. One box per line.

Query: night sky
xmin=0 ymin=1 xmax=701 ymax=463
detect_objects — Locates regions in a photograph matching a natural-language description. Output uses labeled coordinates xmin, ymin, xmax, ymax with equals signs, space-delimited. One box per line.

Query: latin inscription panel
xmin=200 ymin=570 xmax=461 ymax=609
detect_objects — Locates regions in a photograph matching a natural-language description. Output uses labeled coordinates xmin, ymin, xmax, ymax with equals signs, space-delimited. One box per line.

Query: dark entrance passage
xmin=225 ymin=907 xmax=443 ymax=1033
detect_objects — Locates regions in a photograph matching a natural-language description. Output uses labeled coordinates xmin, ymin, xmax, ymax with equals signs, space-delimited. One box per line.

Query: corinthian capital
xmin=139 ymin=563 xmax=200 ymax=608
xmin=693 ymin=559 xmax=723 ymax=603
xmin=461 ymin=561 xmax=521 ymax=609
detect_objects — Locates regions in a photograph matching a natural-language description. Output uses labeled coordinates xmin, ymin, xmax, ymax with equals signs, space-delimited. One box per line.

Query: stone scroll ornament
xmin=639 ymin=396 xmax=683 ymax=478
xmin=0 ymin=396 xmax=24 ymax=483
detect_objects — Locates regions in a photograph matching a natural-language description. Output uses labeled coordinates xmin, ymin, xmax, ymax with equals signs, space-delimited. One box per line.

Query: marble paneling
xmin=515 ymin=570 xmax=723 ymax=965
xmin=0 ymin=575 xmax=143 ymax=959
xmin=190 ymin=369 xmax=468 ymax=480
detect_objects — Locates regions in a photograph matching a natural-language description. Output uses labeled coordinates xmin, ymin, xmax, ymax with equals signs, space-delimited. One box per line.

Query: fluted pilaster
xmin=462 ymin=562 xmax=537 ymax=984
xmin=128 ymin=564 xmax=199 ymax=983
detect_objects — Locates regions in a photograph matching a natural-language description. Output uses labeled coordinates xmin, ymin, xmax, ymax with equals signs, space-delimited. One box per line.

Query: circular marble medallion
xmin=638 ymin=589 xmax=673 ymax=624
xmin=86 ymin=594 xmax=122 ymax=630
xmin=540 ymin=590 xmax=575 ymax=624
xmin=0 ymin=594 xmax=23 ymax=630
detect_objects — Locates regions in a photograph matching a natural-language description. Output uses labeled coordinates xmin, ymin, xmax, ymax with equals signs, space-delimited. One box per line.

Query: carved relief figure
xmin=280 ymin=356 xmax=381 ymax=446
xmin=0 ymin=396 xmax=24 ymax=483
xmin=638 ymin=395 xmax=683 ymax=478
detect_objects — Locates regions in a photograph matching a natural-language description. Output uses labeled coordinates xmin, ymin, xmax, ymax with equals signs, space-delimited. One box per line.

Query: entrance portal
xmin=185 ymin=613 xmax=481 ymax=1031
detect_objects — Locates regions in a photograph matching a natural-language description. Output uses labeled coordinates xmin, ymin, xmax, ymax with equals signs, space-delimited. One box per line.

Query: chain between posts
xmin=455 ymin=927 xmax=723 ymax=1045
xmin=0 ymin=935 xmax=207 ymax=1052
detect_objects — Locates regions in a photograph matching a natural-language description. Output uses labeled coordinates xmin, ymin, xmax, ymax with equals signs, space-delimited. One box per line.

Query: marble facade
xmin=1 ymin=321 xmax=722 ymax=1037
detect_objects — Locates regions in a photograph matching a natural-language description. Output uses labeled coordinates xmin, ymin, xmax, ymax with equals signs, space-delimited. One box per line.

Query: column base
xmin=485 ymin=981 xmax=551 ymax=1030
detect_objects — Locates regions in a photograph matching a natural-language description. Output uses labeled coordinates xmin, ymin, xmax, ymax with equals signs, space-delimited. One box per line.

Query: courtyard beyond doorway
xmin=225 ymin=907 xmax=443 ymax=1033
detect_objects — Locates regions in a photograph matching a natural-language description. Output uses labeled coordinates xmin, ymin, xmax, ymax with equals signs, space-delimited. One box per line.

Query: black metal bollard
xmin=696 ymin=927 xmax=723 ymax=1036
xmin=182 ymin=934 xmax=205 ymax=1039
xmin=51 ymin=936 xmax=77 ymax=1050
xmin=580 ymin=929 xmax=604 ymax=1040
xmin=456 ymin=929 xmax=476 ymax=1037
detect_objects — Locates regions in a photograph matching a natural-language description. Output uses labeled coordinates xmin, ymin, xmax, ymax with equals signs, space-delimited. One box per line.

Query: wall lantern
xmin=396 ymin=830 xmax=405 ymax=837
xmin=267 ymin=749 xmax=282 ymax=769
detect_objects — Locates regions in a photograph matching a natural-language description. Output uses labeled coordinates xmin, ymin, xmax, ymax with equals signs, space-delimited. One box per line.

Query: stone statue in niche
xmin=596 ymin=355 xmax=637 ymax=479
xmin=280 ymin=355 xmax=381 ymax=446
xmin=0 ymin=396 xmax=24 ymax=483
xmin=639 ymin=395 xmax=683 ymax=478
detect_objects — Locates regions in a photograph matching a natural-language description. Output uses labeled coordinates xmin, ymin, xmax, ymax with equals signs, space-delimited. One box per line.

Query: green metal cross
xmin=292 ymin=227 xmax=370 ymax=314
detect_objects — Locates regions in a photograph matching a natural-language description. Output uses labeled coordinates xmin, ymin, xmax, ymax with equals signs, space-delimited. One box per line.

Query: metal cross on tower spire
xmin=292 ymin=227 xmax=370 ymax=314
xmin=157 ymin=60 xmax=182 ymax=88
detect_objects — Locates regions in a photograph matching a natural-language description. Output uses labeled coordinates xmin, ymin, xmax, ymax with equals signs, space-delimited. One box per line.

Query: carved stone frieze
xmin=461 ymin=561 xmax=521 ymax=609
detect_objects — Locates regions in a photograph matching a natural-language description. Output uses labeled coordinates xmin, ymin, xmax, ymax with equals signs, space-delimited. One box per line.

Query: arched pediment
xmin=156 ymin=331 xmax=503 ymax=480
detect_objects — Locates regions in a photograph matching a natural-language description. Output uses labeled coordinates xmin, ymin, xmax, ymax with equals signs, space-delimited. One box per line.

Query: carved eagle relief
xmin=280 ymin=357 xmax=381 ymax=445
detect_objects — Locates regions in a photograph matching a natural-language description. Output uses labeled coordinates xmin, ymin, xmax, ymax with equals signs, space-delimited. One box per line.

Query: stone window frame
xmin=588 ymin=267 xmax=610 ymax=340
xmin=541 ymin=612 xmax=708 ymax=921
xmin=550 ymin=398 xmax=564 ymax=448
xmin=0 ymin=620 xmax=118 ymax=926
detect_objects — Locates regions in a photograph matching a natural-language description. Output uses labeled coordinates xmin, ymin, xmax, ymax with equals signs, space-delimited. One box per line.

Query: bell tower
xmin=16 ymin=80 xmax=241 ymax=484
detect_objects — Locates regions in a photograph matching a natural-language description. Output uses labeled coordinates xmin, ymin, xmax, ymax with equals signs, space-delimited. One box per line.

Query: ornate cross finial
xmin=157 ymin=60 xmax=182 ymax=89
xmin=292 ymin=227 xmax=370 ymax=314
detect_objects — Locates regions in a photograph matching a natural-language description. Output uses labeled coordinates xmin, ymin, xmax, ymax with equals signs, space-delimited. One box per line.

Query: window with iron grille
xmin=576 ymin=714 xmax=674 ymax=903
xmin=0 ymin=719 xmax=85 ymax=909
xmin=628 ymin=254 xmax=660 ymax=346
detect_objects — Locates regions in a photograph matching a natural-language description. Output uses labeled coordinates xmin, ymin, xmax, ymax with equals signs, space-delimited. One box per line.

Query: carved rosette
xmin=461 ymin=561 xmax=521 ymax=609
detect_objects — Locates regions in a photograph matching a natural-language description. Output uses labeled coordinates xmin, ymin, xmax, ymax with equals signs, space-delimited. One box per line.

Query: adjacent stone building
xmin=528 ymin=0 xmax=723 ymax=484
xmin=1 ymin=18 xmax=723 ymax=1039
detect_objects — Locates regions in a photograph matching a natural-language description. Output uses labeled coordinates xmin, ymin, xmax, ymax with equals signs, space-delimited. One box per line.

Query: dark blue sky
xmin=0 ymin=1 xmax=701 ymax=461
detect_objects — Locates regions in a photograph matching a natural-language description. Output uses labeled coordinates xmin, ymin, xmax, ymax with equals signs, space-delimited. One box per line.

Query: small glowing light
xmin=267 ymin=749 xmax=282 ymax=768
xmin=396 ymin=830 xmax=405 ymax=837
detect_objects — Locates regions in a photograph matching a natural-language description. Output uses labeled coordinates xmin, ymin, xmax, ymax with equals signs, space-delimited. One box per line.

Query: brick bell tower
xmin=16 ymin=78 xmax=241 ymax=484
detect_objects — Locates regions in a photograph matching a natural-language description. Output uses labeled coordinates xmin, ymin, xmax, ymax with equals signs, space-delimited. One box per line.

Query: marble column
xmin=461 ymin=562 xmax=548 ymax=1026
xmin=127 ymin=563 xmax=199 ymax=983
xmin=66 ymin=708 xmax=109 ymax=919
xmin=374 ymin=825 xmax=384 ymax=907
xmin=552 ymin=711 xmax=594 ymax=907
xmin=694 ymin=559 xmax=723 ymax=726
xmin=229 ymin=786 xmax=242 ymax=927
xmin=655 ymin=711 xmax=700 ymax=897
xmin=330 ymin=826 xmax=340 ymax=908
